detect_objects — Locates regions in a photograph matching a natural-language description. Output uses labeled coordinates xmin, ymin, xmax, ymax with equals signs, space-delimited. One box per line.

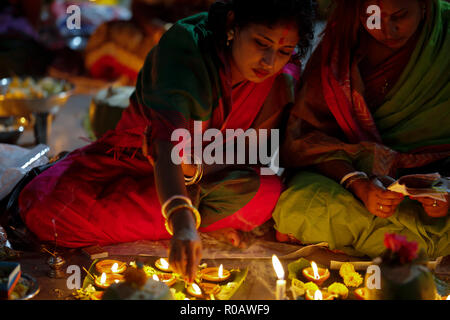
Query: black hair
xmin=207 ymin=0 xmax=316 ymax=61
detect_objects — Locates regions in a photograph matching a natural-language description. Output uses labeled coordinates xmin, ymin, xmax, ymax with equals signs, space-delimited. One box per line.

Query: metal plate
xmin=0 ymin=77 xmax=74 ymax=117
xmin=10 ymin=273 xmax=40 ymax=300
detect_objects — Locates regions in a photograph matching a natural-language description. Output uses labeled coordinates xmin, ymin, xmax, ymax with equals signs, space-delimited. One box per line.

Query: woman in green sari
xmin=273 ymin=0 xmax=450 ymax=259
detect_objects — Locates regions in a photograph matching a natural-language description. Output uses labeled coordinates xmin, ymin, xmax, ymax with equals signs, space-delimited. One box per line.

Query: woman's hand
xmin=410 ymin=194 xmax=449 ymax=218
xmin=168 ymin=209 xmax=202 ymax=283
xmin=350 ymin=178 xmax=405 ymax=218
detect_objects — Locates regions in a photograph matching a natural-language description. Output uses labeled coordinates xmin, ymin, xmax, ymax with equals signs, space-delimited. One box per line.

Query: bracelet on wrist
xmin=164 ymin=204 xmax=201 ymax=235
xmin=184 ymin=154 xmax=204 ymax=185
xmin=344 ymin=175 xmax=369 ymax=190
xmin=340 ymin=171 xmax=368 ymax=186
xmin=161 ymin=195 xmax=192 ymax=219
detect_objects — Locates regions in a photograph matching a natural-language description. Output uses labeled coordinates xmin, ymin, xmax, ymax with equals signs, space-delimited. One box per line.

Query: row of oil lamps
xmin=272 ymin=255 xmax=333 ymax=300
xmin=89 ymin=255 xmax=332 ymax=300
xmin=90 ymin=257 xmax=232 ymax=299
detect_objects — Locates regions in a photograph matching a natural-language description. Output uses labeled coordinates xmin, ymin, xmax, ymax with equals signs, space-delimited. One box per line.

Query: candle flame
xmin=314 ymin=290 xmax=323 ymax=300
xmin=160 ymin=258 xmax=169 ymax=269
xmin=218 ymin=264 xmax=223 ymax=278
xmin=192 ymin=283 xmax=202 ymax=295
xmin=311 ymin=261 xmax=320 ymax=280
xmin=111 ymin=263 xmax=119 ymax=273
xmin=100 ymin=272 xmax=106 ymax=285
xmin=272 ymin=255 xmax=285 ymax=280
xmin=114 ymin=280 xmax=119 ymax=283
xmin=153 ymin=274 xmax=160 ymax=282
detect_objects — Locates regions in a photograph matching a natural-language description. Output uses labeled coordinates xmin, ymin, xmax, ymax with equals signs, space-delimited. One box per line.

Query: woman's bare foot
xmin=275 ymin=231 xmax=303 ymax=245
xmin=207 ymin=228 xmax=249 ymax=249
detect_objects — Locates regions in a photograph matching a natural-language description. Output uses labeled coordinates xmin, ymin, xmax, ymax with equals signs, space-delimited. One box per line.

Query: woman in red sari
xmin=18 ymin=0 xmax=315 ymax=281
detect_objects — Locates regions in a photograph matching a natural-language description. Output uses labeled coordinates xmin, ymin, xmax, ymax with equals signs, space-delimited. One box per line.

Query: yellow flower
xmin=328 ymin=282 xmax=349 ymax=299
xmin=290 ymin=279 xmax=306 ymax=298
xmin=343 ymin=272 xmax=363 ymax=287
xmin=291 ymin=278 xmax=305 ymax=290
xmin=339 ymin=262 xmax=355 ymax=278
xmin=304 ymin=282 xmax=319 ymax=292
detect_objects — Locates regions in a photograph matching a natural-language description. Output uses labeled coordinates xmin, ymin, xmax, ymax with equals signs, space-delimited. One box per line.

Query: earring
xmin=226 ymin=29 xmax=234 ymax=47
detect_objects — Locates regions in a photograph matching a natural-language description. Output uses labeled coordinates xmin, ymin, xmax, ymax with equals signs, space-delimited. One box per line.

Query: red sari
xmin=18 ymin=13 xmax=296 ymax=248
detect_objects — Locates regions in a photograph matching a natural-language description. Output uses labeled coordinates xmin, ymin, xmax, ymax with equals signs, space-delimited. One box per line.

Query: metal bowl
xmin=11 ymin=273 xmax=40 ymax=300
xmin=0 ymin=116 xmax=24 ymax=144
xmin=0 ymin=77 xmax=74 ymax=117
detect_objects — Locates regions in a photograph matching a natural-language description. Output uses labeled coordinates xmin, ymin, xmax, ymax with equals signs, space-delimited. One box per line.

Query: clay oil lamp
xmin=199 ymin=282 xmax=221 ymax=297
xmin=95 ymin=260 xmax=127 ymax=274
xmin=302 ymin=261 xmax=330 ymax=286
xmin=200 ymin=264 xmax=231 ymax=282
xmin=94 ymin=272 xmax=124 ymax=289
xmin=187 ymin=283 xmax=204 ymax=299
xmin=305 ymin=289 xmax=337 ymax=300
xmin=354 ymin=288 xmax=368 ymax=300
xmin=155 ymin=258 xmax=172 ymax=273
xmin=152 ymin=273 xmax=177 ymax=287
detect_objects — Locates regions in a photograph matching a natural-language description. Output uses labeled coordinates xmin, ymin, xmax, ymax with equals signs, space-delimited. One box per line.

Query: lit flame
xmin=160 ymin=258 xmax=169 ymax=269
xmin=218 ymin=264 xmax=223 ymax=278
xmin=192 ymin=283 xmax=202 ymax=295
xmin=447 ymin=295 xmax=450 ymax=300
xmin=311 ymin=261 xmax=320 ymax=280
xmin=100 ymin=272 xmax=107 ymax=285
xmin=314 ymin=290 xmax=323 ymax=300
xmin=272 ymin=255 xmax=285 ymax=280
xmin=114 ymin=280 xmax=119 ymax=284
xmin=111 ymin=263 xmax=119 ymax=273
xmin=153 ymin=274 xmax=160 ymax=282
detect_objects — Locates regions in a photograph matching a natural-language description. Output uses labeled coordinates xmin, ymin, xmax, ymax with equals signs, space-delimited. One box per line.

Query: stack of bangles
xmin=340 ymin=171 xmax=369 ymax=190
xmin=161 ymin=195 xmax=201 ymax=235
xmin=184 ymin=155 xmax=204 ymax=186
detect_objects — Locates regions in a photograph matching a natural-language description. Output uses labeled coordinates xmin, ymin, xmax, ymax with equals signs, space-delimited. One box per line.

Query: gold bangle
xmin=185 ymin=162 xmax=203 ymax=185
xmin=345 ymin=176 xmax=369 ymax=190
xmin=184 ymin=154 xmax=203 ymax=185
xmin=165 ymin=204 xmax=201 ymax=236
xmin=161 ymin=195 xmax=192 ymax=219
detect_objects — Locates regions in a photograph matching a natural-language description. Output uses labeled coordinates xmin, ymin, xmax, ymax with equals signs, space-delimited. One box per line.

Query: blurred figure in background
xmin=84 ymin=0 xmax=215 ymax=84
xmin=0 ymin=0 xmax=52 ymax=77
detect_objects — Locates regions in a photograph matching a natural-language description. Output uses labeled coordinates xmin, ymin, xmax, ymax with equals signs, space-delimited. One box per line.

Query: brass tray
xmin=0 ymin=77 xmax=74 ymax=117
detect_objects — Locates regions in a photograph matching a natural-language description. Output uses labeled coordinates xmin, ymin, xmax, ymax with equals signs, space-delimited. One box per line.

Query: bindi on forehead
xmin=279 ymin=23 xmax=296 ymax=45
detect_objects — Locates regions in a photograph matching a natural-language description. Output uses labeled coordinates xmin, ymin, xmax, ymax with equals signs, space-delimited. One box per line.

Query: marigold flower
xmin=328 ymin=282 xmax=349 ymax=299
xmin=304 ymin=282 xmax=319 ymax=292
xmin=343 ymin=272 xmax=363 ymax=287
xmin=339 ymin=262 xmax=355 ymax=278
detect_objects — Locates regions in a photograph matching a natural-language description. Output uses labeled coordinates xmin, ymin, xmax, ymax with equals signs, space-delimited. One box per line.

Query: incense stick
xmin=42 ymin=247 xmax=57 ymax=257
xmin=83 ymin=267 xmax=95 ymax=280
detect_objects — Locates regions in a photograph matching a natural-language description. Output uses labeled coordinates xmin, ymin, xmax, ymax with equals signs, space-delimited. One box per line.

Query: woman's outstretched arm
xmin=153 ymin=138 xmax=202 ymax=283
